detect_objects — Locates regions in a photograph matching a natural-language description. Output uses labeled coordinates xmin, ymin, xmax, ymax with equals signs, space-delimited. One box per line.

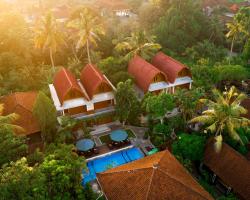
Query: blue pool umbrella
xmin=110 ymin=130 xmax=128 ymax=142
xmin=76 ymin=139 xmax=95 ymax=152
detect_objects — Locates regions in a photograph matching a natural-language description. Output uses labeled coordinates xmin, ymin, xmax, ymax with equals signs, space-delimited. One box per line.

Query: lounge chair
xmin=108 ymin=143 xmax=114 ymax=150
xmin=93 ymin=148 xmax=99 ymax=154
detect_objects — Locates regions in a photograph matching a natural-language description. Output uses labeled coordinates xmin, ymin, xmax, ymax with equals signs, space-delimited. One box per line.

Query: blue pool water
xmin=82 ymin=147 xmax=144 ymax=184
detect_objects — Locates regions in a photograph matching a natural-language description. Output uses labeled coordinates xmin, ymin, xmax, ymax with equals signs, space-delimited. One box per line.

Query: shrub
xmin=172 ymin=133 xmax=206 ymax=161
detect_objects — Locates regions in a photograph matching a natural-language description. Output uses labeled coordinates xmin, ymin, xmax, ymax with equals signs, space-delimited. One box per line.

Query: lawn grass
xmin=99 ymin=129 xmax=136 ymax=144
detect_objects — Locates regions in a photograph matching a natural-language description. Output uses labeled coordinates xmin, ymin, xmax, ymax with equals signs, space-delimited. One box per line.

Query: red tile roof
xmin=204 ymin=140 xmax=250 ymax=200
xmin=0 ymin=92 xmax=40 ymax=136
xmin=128 ymin=56 xmax=166 ymax=92
xmin=80 ymin=64 xmax=111 ymax=99
xmin=53 ymin=68 xmax=86 ymax=104
xmin=97 ymin=150 xmax=213 ymax=200
xmin=152 ymin=52 xmax=191 ymax=83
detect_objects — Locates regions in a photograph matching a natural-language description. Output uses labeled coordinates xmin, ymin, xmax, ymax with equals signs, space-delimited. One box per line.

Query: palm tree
xmin=115 ymin=31 xmax=161 ymax=61
xmin=226 ymin=21 xmax=244 ymax=55
xmin=190 ymin=86 xmax=250 ymax=152
xmin=0 ymin=104 xmax=23 ymax=132
xmin=67 ymin=8 xmax=105 ymax=64
xmin=34 ymin=12 xmax=64 ymax=72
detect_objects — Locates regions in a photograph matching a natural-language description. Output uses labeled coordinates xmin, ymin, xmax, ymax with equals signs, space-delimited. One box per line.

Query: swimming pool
xmin=82 ymin=147 xmax=144 ymax=184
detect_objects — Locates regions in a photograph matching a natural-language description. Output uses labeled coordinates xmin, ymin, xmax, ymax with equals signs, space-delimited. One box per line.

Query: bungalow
xmin=202 ymin=140 xmax=250 ymax=200
xmin=128 ymin=55 xmax=169 ymax=98
xmin=128 ymin=53 xmax=193 ymax=97
xmin=97 ymin=150 xmax=213 ymax=200
xmin=152 ymin=52 xmax=193 ymax=93
xmin=95 ymin=0 xmax=131 ymax=17
xmin=49 ymin=64 xmax=116 ymax=125
xmin=0 ymin=92 xmax=42 ymax=152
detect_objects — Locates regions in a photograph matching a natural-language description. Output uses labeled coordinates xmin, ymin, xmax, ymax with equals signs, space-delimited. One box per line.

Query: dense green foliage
xmin=0 ymin=144 xmax=98 ymax=200
xmin=115 ymin=80 xmax=140 ymax=125
xmin=142 ymin=93 xmax=175 ymax=124
xmin=172 ymin=133 xmax=206 ymax=161
xmin=0 ymin=1 xmax=249 ymax=199
xmin=33 ymin=91 xmax=57 ymax=143
xmin=0 ymin=127 xmax=27 ymax=167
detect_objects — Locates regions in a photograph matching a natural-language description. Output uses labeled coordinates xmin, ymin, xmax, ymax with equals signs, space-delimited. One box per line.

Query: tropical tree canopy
xmin=0 ymin=126 xmax=27 ymax=167
xmin=190 ymin=86 xmax=250 ymax=152
xmin=115 ymin=31 xmax=161 ymax=61
xmin=0 ymin=104 xmax=23 ymax=132
xmin=142 ymin=92 xmax=175 ymax=124
xmin=174 ymin=88 xmax=204 ymax=123
xmin=34 ymin=12 xmax=65 ymax=71
xmin=33 ymin=91 xmax=57 ymax=143
xmin=67 ymin=7 xmax=105 ymax=64
xmin=115 ymin=79 xmax=140 ymax=125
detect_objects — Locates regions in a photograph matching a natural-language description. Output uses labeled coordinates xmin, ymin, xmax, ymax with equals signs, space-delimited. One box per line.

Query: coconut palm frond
xmin=190 ymin=115 xmax=215 ymax=124
xmin=206 ymin=122 xmax=217 ymax=133
xmin=202 ymin=109 xmax=215 ymax=116
xmin=231 ymin=93 xmax=247 ymax=106
xmin=226 ymin=120 xmax=243 ymax=144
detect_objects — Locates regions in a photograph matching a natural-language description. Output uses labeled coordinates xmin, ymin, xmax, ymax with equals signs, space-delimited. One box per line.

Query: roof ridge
xmin=146 ymin=165 xmax=156 ymax=200
xmin=157 ymin=167 xmax=210 ymax=199
xmin=101 ymin=166 xmax=153 ymax=175
xmin=88 ymin=64 xmax=104 ymax=81
xmin=159 ymin=52 xmax=188 ymax=69
xmin=62 ymin=68 xmax=74 ymax=88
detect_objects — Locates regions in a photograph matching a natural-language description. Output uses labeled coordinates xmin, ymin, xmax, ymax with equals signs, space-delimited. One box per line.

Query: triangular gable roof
xmin=80 ymin=64 xmax=111 ymax=99
xmin=97 ymin=151 xmax=213 ymax=200
xmin=0 ymin=92 xmax=40 ymax=136
xmin=53 ymin=68 xmax=87 ymax=104
xmin=128 ymin=56 xmax=166 ymax=92
xmin=152 ymin=52 xmax=191 ymax=83
xmin=204 ymin=140 xmax=250 ymax=200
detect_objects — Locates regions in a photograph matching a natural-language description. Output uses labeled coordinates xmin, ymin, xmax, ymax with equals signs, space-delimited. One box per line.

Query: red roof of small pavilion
xmin=0 ymin=92 xmax=40 ymax=136
xmin=53 ymin=68 xmax=86 ymax=104
xmin=204 ymin=140 xmax=250 ymax=200
xmin=128 ymin=56 xmax=165 ymax=92
xmin=80 ymin=64 xmax=111 ymax=99
xmin=97 ymin=150 xmax=213 ymax=200
xmin=152 ymin=52 xmax=191 ymax=83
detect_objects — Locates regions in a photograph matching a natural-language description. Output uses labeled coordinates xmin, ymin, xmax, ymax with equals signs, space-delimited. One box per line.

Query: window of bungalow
xmin=66 ymin=90 xmax=81 ymax=100
xmin=96 ymin=83 xmax=111 ymax=94
xmin=178 ymin=69 xmax=189 ymax=77
xmin=153 ymin=74 xmax=165 ymax=83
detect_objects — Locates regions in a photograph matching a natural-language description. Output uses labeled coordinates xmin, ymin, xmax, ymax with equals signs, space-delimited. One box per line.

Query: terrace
xmin=75 ymin=122 xmax=156 ymax=160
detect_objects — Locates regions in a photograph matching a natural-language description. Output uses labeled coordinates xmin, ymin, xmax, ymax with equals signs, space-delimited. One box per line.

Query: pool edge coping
xmin=86 ymin=145 xmax=134 ymax=162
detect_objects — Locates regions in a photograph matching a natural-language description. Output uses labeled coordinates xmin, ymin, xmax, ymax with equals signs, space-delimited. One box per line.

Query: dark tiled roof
xmin=0 ymin=92 xmax=40 ymax=136
xmin=152 ymin=52 xmax=191 ymax=83
xmin=97 ymin=151 xmax=213 ymax=200
xmin=204 ymin=140 xmax=250 ymax=200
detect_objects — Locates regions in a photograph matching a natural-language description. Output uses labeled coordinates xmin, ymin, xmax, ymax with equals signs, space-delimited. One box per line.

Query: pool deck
xmin=79 ymin=123 xmax=155 ymax=160
xmin=86 ymin=145 xmax=134 ymax=161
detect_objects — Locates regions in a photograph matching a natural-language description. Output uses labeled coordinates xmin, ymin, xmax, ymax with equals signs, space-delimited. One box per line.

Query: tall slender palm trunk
xmin=86 ymin=39 xmax=91 ymax=64
xmin=49 ymin=48 xmax=55 ymax=73
xmin=230 ymin=37 xmax=235 ymax=56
